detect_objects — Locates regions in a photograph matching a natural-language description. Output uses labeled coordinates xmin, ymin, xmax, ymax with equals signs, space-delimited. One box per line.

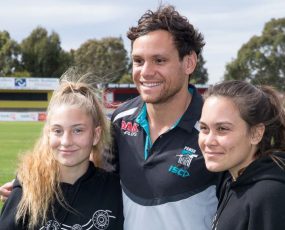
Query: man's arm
xmin=0 ymin=180 xmax=14 ymax=202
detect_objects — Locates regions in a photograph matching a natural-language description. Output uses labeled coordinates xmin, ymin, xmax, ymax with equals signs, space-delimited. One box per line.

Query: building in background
xmin=0 ymin=77 xmax=58 ymax=121
xmin=102 ymin=83 xmax=209 ymax=116
xmin=0 ymin=78 xmax=209 ymax=121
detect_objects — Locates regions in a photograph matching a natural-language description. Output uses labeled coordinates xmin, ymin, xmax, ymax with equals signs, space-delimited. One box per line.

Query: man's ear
xmin=184 ymin=52 xmax=197 ymax=76
xmin=93 ymin=126 xmax=102 ymax=146
xmin=250 ymin=123 xmax=265 ymax=145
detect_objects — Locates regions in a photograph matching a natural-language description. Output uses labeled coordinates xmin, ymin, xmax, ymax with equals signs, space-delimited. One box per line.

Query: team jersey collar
xmin=136 ymin=85 xmax=202 ymax=132
xmin=136 ymin=104 xmax=151 ymax=159
xmin=179 ymin=84 xmax=203 ymax=133
xmin=135 ymin=85 xmax=201 ymax=159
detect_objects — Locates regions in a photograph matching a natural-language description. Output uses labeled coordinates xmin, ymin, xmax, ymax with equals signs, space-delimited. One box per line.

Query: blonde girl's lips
xmin=59 ymin=149 xmax=77 ymax=154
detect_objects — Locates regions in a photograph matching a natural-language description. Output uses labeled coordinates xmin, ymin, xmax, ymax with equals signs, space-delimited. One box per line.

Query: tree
xmin=118 ymin=73 xmax=133 ymax=83
xmin=190 ymin=54 xmax=208 ymax=84
xmin=21 ymin=27 xmax=72 ymax=77
xmin=224 ymin=18 xmax=285 ymax=92
xmin=0 ymin=31 xmax=21 ymax=76
xmin=74 ymin=37 xmax=128 ymax=83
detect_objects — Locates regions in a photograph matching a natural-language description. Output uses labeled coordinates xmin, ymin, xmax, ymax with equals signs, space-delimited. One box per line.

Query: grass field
xmin=0 ymin=121 xmax=44 ymax=210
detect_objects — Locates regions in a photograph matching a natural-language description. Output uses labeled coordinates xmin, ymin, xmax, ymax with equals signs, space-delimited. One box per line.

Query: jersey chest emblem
xmin=168 ymin=146 xmax=198 ymax=178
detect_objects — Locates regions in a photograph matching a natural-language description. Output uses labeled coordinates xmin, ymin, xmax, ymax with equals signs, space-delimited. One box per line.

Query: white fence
xmin=0 ymin=112 xmax=46 ymax=121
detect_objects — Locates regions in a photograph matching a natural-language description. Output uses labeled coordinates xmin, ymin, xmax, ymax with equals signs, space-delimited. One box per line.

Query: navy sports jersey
xmin=111 ymin=85 xmax=220 ymax=230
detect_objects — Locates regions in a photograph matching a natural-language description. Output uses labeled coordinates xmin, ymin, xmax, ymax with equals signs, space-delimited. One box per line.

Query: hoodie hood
xmin=212 ymin=151 xmax=285 ymax=230
xmin=232 ymin=152 xmax=285 ymax=187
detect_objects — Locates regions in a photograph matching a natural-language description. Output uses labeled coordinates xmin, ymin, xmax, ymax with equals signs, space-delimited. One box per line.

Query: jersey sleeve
xmin=109 ymin=122 xmax=120 ymax=174
xmin=0 ymin=180 xmax=24 ymax=229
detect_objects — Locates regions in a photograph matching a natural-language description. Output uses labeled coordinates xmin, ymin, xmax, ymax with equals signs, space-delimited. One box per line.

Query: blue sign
xmin=15 ymin=78 xmax=27 ymax=87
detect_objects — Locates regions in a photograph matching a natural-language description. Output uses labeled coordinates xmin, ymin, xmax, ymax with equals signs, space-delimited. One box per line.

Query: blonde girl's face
xmin=49 ymin=105 xmax=100 ymax=175
xmin=198 ymin=96 xmax=259 ymax=179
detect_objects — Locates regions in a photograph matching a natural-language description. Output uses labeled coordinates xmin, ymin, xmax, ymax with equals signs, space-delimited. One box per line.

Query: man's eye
xmin=155 ymin=58 xmax=166 ymax=64
xmin=133 ymin=59 xmax=143 ymax=66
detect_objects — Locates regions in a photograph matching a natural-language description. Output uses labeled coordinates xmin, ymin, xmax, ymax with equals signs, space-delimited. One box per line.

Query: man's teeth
xmin=142 ymin=82 xmax=160 ymax=87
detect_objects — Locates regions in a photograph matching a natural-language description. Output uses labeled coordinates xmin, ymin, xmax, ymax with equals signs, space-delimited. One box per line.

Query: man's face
xmin=131 ymin=30 xmax=194 ymax=104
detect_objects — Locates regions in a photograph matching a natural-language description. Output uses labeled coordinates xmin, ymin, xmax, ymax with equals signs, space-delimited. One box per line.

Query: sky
xmin=1 ymin=0 xmax=284 ymax=84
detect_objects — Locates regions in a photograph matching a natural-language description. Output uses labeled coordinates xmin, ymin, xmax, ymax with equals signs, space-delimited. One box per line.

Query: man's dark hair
xmin=127 ymin=5 xmax=205 ymax=59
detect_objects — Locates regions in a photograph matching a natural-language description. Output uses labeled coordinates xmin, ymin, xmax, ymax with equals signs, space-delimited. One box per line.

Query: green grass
xmin=0 ymin=121 xmax=44 ymax=210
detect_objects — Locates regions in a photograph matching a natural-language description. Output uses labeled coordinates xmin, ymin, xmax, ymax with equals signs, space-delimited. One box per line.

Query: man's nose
xmin=141 ymin=62 xmax=155 ymax=77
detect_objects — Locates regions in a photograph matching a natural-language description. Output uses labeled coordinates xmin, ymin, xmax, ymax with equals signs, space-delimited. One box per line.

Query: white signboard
xmin=0 ymin=77 xmax=59 ymax=90
xmin=0 ymin=112 xmax=39 ymax=121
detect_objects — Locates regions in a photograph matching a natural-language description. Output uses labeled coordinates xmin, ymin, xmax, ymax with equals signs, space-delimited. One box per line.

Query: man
xmin=110 ymin=5 xmax=220 ymax=230
xmin=1 ymin=5 xmax=220 ymax=230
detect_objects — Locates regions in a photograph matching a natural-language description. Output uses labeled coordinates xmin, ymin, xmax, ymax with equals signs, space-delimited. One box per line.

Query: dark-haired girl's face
xmin=199 ymin=96 xmax=258 ymax=179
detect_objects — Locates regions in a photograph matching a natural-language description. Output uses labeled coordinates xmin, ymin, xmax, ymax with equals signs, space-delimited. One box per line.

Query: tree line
xmin=0 ymin=27 xmax=129 ymax=83
xmin=225 ymin=17 xmax=285 ymax=92
xmin=1 ymin=17 xmax=285 ymax=91
xmin=0 ymin=26 xmax=208 ymax=84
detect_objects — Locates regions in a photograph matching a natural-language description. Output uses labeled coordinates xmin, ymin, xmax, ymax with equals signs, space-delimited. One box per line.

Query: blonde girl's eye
xmin=73 ymin=127 xmax=84 ymax=135
xmin=51 ymin=128 xmax=63 ymax=136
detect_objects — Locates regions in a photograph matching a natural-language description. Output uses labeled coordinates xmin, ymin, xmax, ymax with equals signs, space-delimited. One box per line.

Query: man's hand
xmin=0 ymin=180 xmax=14 ymax=202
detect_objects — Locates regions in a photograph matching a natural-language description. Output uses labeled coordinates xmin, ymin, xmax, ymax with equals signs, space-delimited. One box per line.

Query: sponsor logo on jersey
xmin=169 ymin=146 xmax=198 ymax=178
xmin=168 ymin=165 xmax=190 ymax=177
xmin=121 ymin=121 xmax=139 ymax=136
xmin=177 ymin=146 xmax=198 ymax=167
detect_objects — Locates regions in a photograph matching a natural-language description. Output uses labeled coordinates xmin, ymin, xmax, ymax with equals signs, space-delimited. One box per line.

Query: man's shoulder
xmin=111 ymin=96 xmax=142 ymax=122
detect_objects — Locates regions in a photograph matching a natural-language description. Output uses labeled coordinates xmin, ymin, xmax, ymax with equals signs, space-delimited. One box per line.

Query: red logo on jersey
xmin=121 ymin=121 xmax=139 ymax=136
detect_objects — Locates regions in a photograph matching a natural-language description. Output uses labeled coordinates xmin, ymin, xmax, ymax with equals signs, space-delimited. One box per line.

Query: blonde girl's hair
xmin=15 ymin=70 xmax=112 ymax=229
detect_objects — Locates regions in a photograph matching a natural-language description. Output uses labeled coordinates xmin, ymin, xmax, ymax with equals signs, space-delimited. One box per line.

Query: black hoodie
xmin=212 ymin=152 xmax=285 ymax=230
xmin=0 ymin=162 xmax=124 ymax=230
